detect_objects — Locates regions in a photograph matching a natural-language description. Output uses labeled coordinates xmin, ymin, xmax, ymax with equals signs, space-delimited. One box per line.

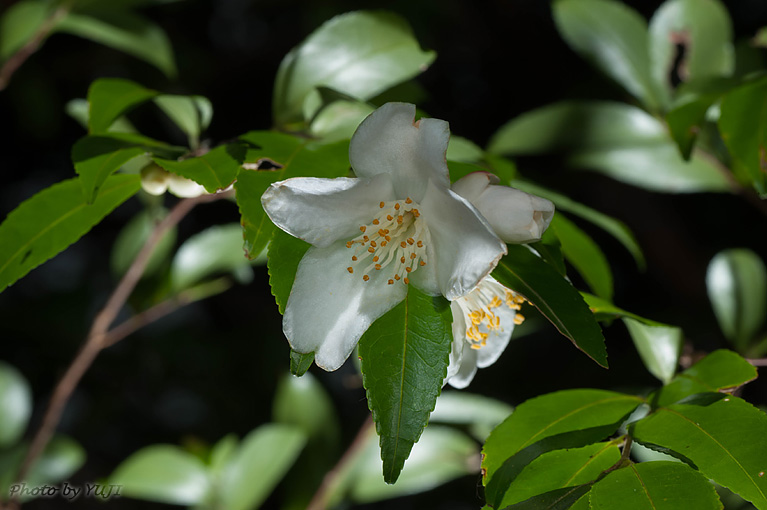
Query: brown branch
xmin=0 ymin=6 xmax=68 ymax=91
xmin=12 ymin=191 xmax=231 ymax=492
xmin=307 ymin=416 xmax=375 ymax=510
xmin=746 ymin=358 xmax=767 ymax=367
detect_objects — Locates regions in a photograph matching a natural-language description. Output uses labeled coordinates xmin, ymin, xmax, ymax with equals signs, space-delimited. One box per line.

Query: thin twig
xmin=746 ymin=358 xmax=767 ymax=367
xmin=12 ymin=191 xmax=230 ymax=491
xmin=0 ymin=6 xmax=68 ymax=91
xmin=307 ymin=416 xmax=375 ymax=510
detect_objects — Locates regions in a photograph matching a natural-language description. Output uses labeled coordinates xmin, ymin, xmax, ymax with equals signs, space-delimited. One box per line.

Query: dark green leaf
xmin=499 ymin=442 xmax=620 ymax=508
xmin=273 ymin=10 xmax=435 ymax=126
xmin=0 ymin=175 xmax=140 ymax=294
xmin=154 ymin=94 xmax=212 ymax=149
xmin=652 ymin=349 xmax=757 ymax=407
xmin=55 ymin=10 xmax=176 ymax=78
xmin=581 ymin=292 xmax=661 ymax=325
xmin=110 ymin=445 xmax=210 ymax=505
xmin=706 ymin=248 xmax=767 ymax=352
xmin=110 ymin=207 xmax=176 ymax=279
xmin=358 ymin=286 xmax=453 ymax=484
xmin=267 ymin=229 xmax=310 ymax=314
xmin=551 ymin=214 xmax=613 ymax=300
xmin=631 ymin=396 xmax=767 ymax=509
xmin=154 ymin=144 xmax=241 ymax=194
xmin=501 ymin=484 xmax=594 ymax=510
xmin=648 ymin=0 xmax=734 ymax=100
xmin=511 ymin=179 xmax=644 ymax=269
xmin=86 ymin=78 xmax=157 ymax=134
xmin=552 ymin=0 xmax=664 ymax=111
xmin=493 ymin=244 xmax=608 ymax=368
xmin=0 ymin=362 xmax=31 ymax=448
xmin=718 ymin=77 xmax=767 ymax=195
xmin=622 ymin=318 xmax=682 ymax=384
xmin=0 ymin=0 xmax=51 ymax=60
xmin=482 ymin=389 xmax=643 ymax=507
xmin=447 ymin=161 xmax=487 ymax=183
xmin=590 ymin=461 xmax=722 ymax=510
xmin=289 ymin=350 xmax=315 ymax=377
xmin=235 ymin=132 xmax=349 ymax=259
xmin=529 ymin=226 xmax=567 ymax=277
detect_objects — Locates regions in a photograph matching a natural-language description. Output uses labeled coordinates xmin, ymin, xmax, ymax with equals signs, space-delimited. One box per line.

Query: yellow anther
xmin=379 ymin=201 xmax=385 ymax=208
xmin=381 ymin=241 xmax=388 ymax=247
xmin=397 ymin=216 xmax=404 ymax=224
xmin=346 ymin=241 xmax=353 ymax=248
xmin=363 ymin=235 xmax=369 ymax=242
xmin=514 ymin=314 xmax=525 ymax=325
xmin=360 ymin=225 xmax=366 ymax=232
xmin=387 ymin=215 xmax=393 ymax=221
xmin=416 ymin=240 xmax=423 ymax=248
xmin=394 ymin=275 xmax=401 ymax=281
xmin=419 ymin=260 xmax=426 ymax=266
xmin=413 ymin=209 xmax=420 ymax=217
xmin=404 ymin=277 xmax=410 ymax=284
xmin=405 ymin=197 xmax=412 ymax=204
xmin=368 ymin=247 xmax=375 ymax=253
xmin=405 ymin=267 xmax=412 ymax=273
xmin=407 ymin=238 xmax=414 ymax=245
xmin=347 ymin=267 xmax=354 ymax=273
xmin=371 ymin=241 xmax=377 ymax=248
xmin=375 ymin=264 xmax=382 ymax=270
xmin=385 ymin=236 xmax=391 ymax=242
xmin=373 ymin=219 xmax=379 ymax=225
xmin=489 ymin=297 xmax=503 ymax=308
xmin=373 ymin=256 xmax=379 ymax=262
xmin=410 ymin=253 xmax=416 ymax=259
xmin=400 ymin=241 xmax=407 ymax=248
xmin=363 ymin=275 xmax=370 ymax=282
xmin=378 ymin=229 xmax=386 ymax=236
xmin=394 ymin=203 xmax=400 ymax=210
xmin=388 ymin=279 xmax=394 ymax=285
xmin=400 ymin=256 xmax=406 ymax=263
xmin=352 ymin=256 xmax=358 ymax=261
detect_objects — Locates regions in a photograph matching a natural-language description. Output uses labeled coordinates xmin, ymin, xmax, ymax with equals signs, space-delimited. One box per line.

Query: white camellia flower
xmin=261 ymin=102 xmax=507 ymax=371
xmin=444 ymin=171 xmax=554 ymax=388
xmin=140 ymin=163 xmax=207 ymax=198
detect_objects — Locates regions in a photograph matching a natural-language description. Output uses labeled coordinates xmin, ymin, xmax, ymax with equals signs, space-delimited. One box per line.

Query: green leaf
xmin=110 ymin=445 xmax=210 ymax=505
xmin=154 ymin=94 xmax=212 ymax=149
xmin=652 ymin=349 xmax=757 ymax=407
xmin=289 ymin=350 xmax=314 ymax=376
xmin=347 ymin=425 xmax=478 ymax=504
xmin=267 ymin=229 xmax=311 ymax=314
xmin=273 ymin=10 xmax=436 ymax=126
xmin=447 ymin=135 xmax=485 ymax=163
xmin=0 ymin=174 xmax=140 ymax=295
xmin=718 ymin=77 xmax=767 ymax=195
xmin=170 ymin=223 xmax=251 ymax=292
xmin=631 ymin=395 xmax=767 ymax=509
xmin=86 ymin=78 xmax=158 ymax=134
xmin=0 ymin=0 xmax=51 ymax=60
xmin=623 ymin=318 xmax=683 ymax=384
xmin=358 ymin=285 xmax=453 ymax=484
xmin=551 ymin=214 xmax=613 ymax=300
xmin=590 ymin=461 xmax=723 ymax=510
xmin=529 ymin=227 xmax=567 ymax=277
xmin=552 ymin=0 xmax=664 ymax=111
xmin=234 ymin=132 xmax=349 ymax=259
xmin=0 ymin=362 xmax=31 ymax=448
xmin=55 ymin=10 xmax=176 ymax=78
xmin=707 ymin=249 xmax=767 ymax=351
xmin=482 ymin=389 xmax=643 ymax=507
xmin=154 ymin=144 xmax=242 ymax=194
xmin=208 ymin=434 xmax=238 ymax=476
xmin=431 ymin=391 xmax=514 ymax=441
xmin=493 ymin=244 xmax=608 ymax=368
xmin=501 ymin=484 xmax=594 ymax=510
xmin=499 ymin=442 xmax=620 ymax=508
xmin=309 ymin=99 xmax=374 ymax=143
xmin=511 ymin=179 xmax=644 ymax=269
xmin=648 ymin=0 xmax=734 ymax=100
xmin=110 ymin=207 xmax=176 ymax=279
xmin=219 ymin=424 xmax=306 ymax=510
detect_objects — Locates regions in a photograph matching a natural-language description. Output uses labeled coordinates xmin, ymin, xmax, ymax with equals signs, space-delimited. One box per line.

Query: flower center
xmin=345 ymin=197 xmax=430 ymax=285
xmin=456 ymin=283 xmax=526 ymax=349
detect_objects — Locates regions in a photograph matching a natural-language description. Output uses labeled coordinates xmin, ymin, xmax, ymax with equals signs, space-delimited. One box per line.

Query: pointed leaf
xmin=154 ymin=94 xmax=212 ymax=149
xmin=0 ymin=362 xmax=32 ymax=448
xmin=154 ymin=144 xmax=243 ymax=193
xmin=358 ymin=286 xmax=453 ymax=484
xmin=551 ymin=214 xmax=613 ymax=300
xmin=0 ymin=0 xmax=51 ymax=60
xmin=267 ymin=229 xmax=310 ymax=314
xmin=110 ymin=207 xmax=177 ymax=279
xmin=631 ymin=395 xmax=767 ymax=509
xmin=289 ymin=350 xmax=315 ymax=377
xmin=86 ymin=78 xmax=158 ymax=134
xmin=529 ymin=227 xmax=567 ymax=277
xmin=623 ymin=318 xmax=682 ymax=384
xmin=493 ymin=244 xmax=608 ymax=368
xmin=431 ymin=391 xmax=513 ymax=441
xmin=590 ymin=462 xmax=722 ymax=510
xmin=0 ymin=175 xmax=140 ymax=294
xmin=501 ymin=484 xmax=594 ymax=510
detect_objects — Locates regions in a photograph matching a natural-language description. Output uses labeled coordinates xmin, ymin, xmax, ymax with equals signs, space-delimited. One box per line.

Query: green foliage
xmin=493 ymin=244 xmax=608 ymax=367
xmin=289 ymin=350 xmax=315 ymax=377
xmin=154 ymin=95 xmax=213 ymax=150
xmin=0 ymin=362 xmax=31 ymax=448
xmin=0 ymin=0 xmax=51 ymax=60
xmin=110 ymin=207 xmax=177 ymax=279
xmin=358 ymin=286 xmax=453 ymax=484
xmin=154 ymin=144 xmax=243 ymax=193
xmin=431 ymin=391 xmax=514 ymax=441
xmin=550 ymin=214 xmax=613 ymax=300
xmin=87 ymin=78 xmax=158 ymax=133
xmin=0 ymin=175 xmax=140 ymax=294
xmin=622 ymin=318 xmax=682 ymax=384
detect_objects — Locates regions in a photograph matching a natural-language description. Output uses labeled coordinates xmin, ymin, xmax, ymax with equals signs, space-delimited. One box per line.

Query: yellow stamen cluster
xmin=459 ymin=285 xmax=527 ymax=349
xmin=345 ymin=198 xmax=429 ymax=285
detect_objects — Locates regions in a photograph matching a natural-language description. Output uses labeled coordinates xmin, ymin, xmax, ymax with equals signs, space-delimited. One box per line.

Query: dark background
xmin=1 ymin=0 xmax=767 ymax=508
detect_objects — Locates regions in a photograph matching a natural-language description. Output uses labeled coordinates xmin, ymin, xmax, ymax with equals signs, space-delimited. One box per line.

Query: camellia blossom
xmin=140 ymin=163 xmax=207 ymax=198
xmin=261 ymin=102 xmax=507 ymax=371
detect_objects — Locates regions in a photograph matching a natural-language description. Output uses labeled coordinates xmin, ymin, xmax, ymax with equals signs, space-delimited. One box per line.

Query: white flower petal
xmin=261 ymin=174 xmax=396 ymax=248
xmin=283 ymin=240 xmax=407 ymax=371
xmin=168 ymin=174 xmax=207 ymax=198
xmin=450 ymin=171 xmax=500 ymax=202
xmin=420 ymin=180 xmax=507 ymax=300
xmin=446 ymin=302 xmax=468 ymax=381
xmin=446 ymin=345 xmax=478 ymax=389
xmin=475 ymin=304 xmax=516 ymax=369
xmin=349 ymin=102 xmax=450 ymax=201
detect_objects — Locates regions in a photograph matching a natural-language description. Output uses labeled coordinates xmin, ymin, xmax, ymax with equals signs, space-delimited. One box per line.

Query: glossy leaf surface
xmin=0 ymin=362 xmax=32 ymax=448
xmin=551 ymin=214 xmax=613 ymax=300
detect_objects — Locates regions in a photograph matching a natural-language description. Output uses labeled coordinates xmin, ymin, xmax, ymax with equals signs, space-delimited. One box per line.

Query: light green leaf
xmin=273 ymin=372 xmax=338 ymax=444
xmin=110 ymin=445 xmax=210 ymax=505
xmin=55 ymin=10 xmax=176 ymax=78
xmin=358 ymin=285 xmax=453 ymax=484
xmin=431 ymin=391 xmax=513 ymax=441
xmin=347 ymin=425 xmax=477 ymax=504
xmin=623 ymin=318 xmax=682 ymax=384
xmin=110 ymin=207 xmax=176 ymax=279
xmin=482 ymin=389 xmax=643 ymax=507
xmin=503 ymin=485 xmax=594 ymax=510
xmin=0 ymin=362 xmax=31 ymax=448
xmin=718 ymin=77 xmax=767 ymax=196
xmin=0 ymin=0 xmax=52 ymax=60
xmin=552 ymin=0 xmax=664 ymax=111
xmin=590 ymin=461 xmax=723 ymax=510
xmin=648 ymin=0 xmax=734 ymax=100
xmin=208 ymin=434 xmax=238 ymax=476
xmin=631 ymin=395 xmax=767 ymax=509
xmin=493 ymin=244 xmax=608 ymax=368
xmin=154 ymin=144 xmax=242 ymax=194
xmin=267 ymin=229 xmax=310 ymax=314
xmin=581 ymin=292 xmax=663 ymax=325
xmin=499 ymin=442 xmax=620 ymax=508
xmin=234 ymin=132 xmax=349 ymax=259
xmin=665 ymin=81 xmax=728 ymax=160
xmin=706 ymin=249 xmax=767 ymax=351
xmin=154 ymin=94 xmax=212 ymax=149
xmin=170 ymin=224 xmax=250 ymax=292
xmin=446 ymin=135 xmax=484 ymax=163
xmin=86 ymin=78 xmax=158 ymax=134
xmin=219 ymin=424 xmax=306 ymax=510
xmin=551 ymin=214 xmax=613 ymax=300
xmin=0 ymin=174 xmax=140 ymax=295
xmin=309 ymin=99 xmax=374 ymax=143
xmin=652 ymin=349 xmax=757 ymax=407
xmin=289 ymin=349 xmax=315 ymax=377
xmin=65 ymin=98 xmax=137 ymax=133
xmin=273 ymin=10 xmax=435 ymax=126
